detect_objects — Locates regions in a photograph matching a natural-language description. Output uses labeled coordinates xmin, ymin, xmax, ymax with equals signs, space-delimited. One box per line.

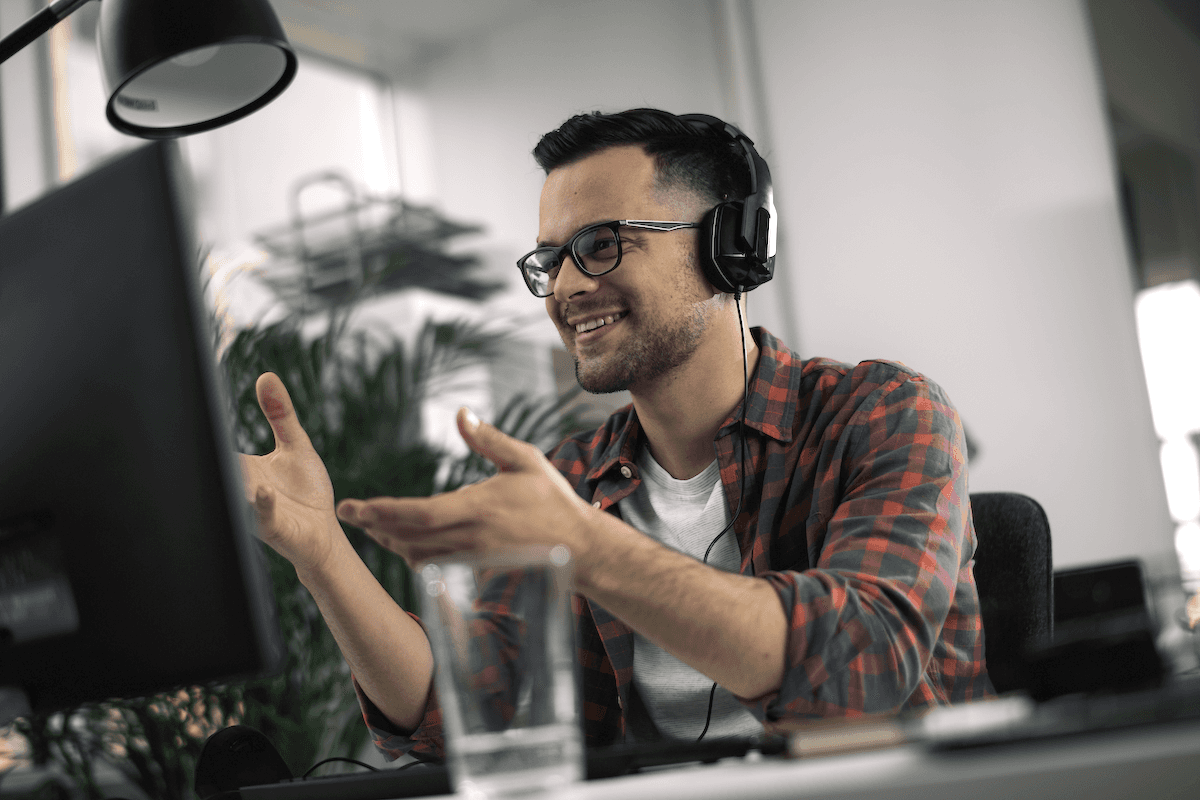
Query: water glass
xmin=419 ymin=546 xmax=582 ymax=798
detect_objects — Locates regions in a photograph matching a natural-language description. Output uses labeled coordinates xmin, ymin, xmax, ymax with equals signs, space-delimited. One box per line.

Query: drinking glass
xmin=419 ymin=546 xmax=582 ymax=798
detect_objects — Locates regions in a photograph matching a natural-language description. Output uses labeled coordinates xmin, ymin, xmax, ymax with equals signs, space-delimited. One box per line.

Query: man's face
xmin=538 ymin=146 xmax=718 ymax=394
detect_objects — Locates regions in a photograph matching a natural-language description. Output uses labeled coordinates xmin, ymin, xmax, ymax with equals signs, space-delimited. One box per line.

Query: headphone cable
xmin=697 ymin=291 xmax=750 ymax=741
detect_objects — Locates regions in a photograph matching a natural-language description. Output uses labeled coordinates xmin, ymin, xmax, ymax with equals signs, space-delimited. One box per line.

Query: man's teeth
xmin=576 ymin=313 xmax=626 ymax=334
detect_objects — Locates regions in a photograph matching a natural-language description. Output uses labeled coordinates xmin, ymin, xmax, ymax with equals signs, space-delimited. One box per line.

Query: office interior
xmin=2 ymin=0 xmax=1199 ymax=796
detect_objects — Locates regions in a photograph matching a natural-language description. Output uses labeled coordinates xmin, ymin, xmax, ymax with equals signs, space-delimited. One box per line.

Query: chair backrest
xmin=969 ymin=492 xmax=1054 ymax=694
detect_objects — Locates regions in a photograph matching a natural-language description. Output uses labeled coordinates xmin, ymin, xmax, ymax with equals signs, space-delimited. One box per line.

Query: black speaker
xmin=1022 ymin=560 xmax=1165 ymax=701
xmin=1055 ymin=559 xmax=1151 ymax=626
xmin=195 ymin=725 xmax=293 ymax=798
xmin=677 ymin=113 xmax=776 ymax=294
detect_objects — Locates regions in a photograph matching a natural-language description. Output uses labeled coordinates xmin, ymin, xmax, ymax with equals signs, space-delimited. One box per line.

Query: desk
xmin=414 ymin=717 xmax=1200 ymax=800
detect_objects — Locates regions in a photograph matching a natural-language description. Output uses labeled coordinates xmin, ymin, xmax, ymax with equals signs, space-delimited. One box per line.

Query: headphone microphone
xmin=676 ymin=113 xmax=777 ymax=295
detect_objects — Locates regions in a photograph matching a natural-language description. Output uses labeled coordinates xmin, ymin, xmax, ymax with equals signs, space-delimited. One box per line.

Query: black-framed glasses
xmin=517 ymin=219 xmax=701 ymax=297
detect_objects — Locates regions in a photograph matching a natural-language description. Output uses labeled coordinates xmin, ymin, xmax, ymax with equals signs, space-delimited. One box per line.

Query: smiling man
xmin=241 ymin=108 xmax=993 ymax=761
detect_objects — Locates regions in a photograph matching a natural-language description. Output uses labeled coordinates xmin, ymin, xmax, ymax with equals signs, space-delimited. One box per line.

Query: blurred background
xmin=1 ymin=0 xmax=1199 ymax=791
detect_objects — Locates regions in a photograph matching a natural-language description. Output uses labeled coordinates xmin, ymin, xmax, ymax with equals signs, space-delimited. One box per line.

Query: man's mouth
xmin=574 ymin=311 xmax=628 ymax=335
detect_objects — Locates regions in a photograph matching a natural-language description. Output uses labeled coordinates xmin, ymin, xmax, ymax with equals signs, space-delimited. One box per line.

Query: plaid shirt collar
xmin=584 ymin=327 xmax=799 ymax=484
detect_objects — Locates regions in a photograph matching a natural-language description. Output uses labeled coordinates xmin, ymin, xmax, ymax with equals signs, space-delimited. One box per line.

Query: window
xmin=1135 ymin=280 xmax=1200 ymax=591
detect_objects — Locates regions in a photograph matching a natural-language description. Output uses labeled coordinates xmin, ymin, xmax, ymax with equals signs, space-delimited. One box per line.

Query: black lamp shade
xmin=98 ymin=0 xmax=298 ymax=138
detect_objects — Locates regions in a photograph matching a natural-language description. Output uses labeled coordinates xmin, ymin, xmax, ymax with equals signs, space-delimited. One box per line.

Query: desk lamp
xmin=0 ymin=0 xmax=297 ymax=138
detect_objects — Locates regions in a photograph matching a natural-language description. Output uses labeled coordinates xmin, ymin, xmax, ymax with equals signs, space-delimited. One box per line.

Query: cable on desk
xmin=301 ymin=757 xmax=380 ymax=778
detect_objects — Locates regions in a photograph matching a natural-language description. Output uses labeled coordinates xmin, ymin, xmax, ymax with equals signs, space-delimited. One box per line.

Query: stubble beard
xmin=571 ymin=300 xmax=710 ymax=394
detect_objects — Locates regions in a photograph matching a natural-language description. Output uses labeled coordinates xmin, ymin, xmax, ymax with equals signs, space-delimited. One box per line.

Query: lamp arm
xmin=0 ymin=0 xmax=95 ymax=65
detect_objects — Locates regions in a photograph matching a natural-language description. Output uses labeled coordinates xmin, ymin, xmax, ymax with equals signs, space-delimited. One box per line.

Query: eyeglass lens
xmin=522 ymin=224 xmax=621 ymax=296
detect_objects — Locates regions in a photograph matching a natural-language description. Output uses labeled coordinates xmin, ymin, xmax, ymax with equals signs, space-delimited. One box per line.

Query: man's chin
xmin=574 ymin=359 xmax=632 ymax=395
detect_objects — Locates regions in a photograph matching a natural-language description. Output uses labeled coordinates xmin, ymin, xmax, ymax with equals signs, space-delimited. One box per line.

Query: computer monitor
xmin=0 ymin=142 xmax=283 ymax=720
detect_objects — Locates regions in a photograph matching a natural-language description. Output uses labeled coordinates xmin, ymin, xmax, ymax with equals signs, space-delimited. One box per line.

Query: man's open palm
xmin=239 ymin=372 xmax=340 ymax=574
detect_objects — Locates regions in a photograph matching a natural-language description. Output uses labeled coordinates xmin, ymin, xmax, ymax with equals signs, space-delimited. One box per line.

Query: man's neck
xmin=631 ymin=327 xmax=759 ymax=481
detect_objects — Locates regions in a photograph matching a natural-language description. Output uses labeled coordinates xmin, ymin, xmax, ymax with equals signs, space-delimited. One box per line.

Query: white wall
xmin=753 ymin=0 xmax=1172 ymax=571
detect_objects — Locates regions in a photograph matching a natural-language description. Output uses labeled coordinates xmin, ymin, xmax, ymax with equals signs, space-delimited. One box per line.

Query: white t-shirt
xmin=617 ymin=447 xmax=762 ymax=740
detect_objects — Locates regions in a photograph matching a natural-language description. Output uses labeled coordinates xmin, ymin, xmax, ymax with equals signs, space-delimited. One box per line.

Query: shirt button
xmin=620 ymin=465 xmax=632 ymax=479
xmin=592 ymin=501 xmax=602 ymax=509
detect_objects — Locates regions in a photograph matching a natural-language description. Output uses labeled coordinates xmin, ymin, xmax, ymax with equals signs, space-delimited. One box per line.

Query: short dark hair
xmin=532 ymin=108 xmax=752 ymax=207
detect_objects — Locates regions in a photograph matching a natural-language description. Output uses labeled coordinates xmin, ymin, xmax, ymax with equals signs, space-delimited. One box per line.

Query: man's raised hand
xmin=239 ymin=372 xmax=342 ymax=576
xmin=335 ymin=407 xmax=596 ymax=568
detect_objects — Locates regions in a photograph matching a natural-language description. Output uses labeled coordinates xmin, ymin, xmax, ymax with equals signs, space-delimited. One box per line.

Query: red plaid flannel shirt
xmin=356 ymin=327 xmax=994 ymax=759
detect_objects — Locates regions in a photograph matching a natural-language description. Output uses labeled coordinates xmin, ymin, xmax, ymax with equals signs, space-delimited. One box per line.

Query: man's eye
xmin=582 ymin=236 xmax=618 ymax=260
xmin=529 ymin=254 xmax=559 ymax=274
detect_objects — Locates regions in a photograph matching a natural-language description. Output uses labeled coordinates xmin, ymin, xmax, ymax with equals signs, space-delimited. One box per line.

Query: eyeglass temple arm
xmin=620 ymin=220 xmax=701 ymax=231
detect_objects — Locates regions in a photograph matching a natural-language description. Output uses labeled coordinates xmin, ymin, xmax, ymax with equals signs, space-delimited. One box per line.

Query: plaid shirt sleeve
xmin=744 ymin=355 xmax=992 ymax=721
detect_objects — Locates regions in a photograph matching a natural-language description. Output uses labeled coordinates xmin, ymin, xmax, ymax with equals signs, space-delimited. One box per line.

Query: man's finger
xmin=255 ymin=372 xmax=312 ymax=452
xmin=456 ymin=407 xmax=535 ymax=472
xmin=338 ymin=496 xmax=451 ymax=532
xmin=336 ymin=498 xmax=377 ymax=527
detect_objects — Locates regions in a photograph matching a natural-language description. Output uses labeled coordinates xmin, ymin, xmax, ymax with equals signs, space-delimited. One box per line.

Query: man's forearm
xmin=297 ymin=527 xmax=435 ymax=732
xmin=574 ymin=508 xmax=787 ymax=700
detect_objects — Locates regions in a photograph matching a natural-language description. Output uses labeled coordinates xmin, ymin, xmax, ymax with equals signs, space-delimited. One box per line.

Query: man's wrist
xmin=569 ymin=506 xmax=654 ymax=596
xmin=293 ymin=519 xmax=351 ymax=590
xmin=562 ymin=499 xmax=602 ymax=591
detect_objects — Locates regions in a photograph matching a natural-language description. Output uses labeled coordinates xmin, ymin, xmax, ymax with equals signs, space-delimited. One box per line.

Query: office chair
xmin=969 ymin=492 xmax=1054 ymax=694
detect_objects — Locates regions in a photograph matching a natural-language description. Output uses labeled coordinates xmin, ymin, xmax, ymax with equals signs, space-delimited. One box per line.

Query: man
xmin=240 ymin=108 xmax=993 ymax=761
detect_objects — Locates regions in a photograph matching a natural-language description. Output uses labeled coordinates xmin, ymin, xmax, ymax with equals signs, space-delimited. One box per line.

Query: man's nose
xmin=552 ymin=255 xmax=600 ymax=301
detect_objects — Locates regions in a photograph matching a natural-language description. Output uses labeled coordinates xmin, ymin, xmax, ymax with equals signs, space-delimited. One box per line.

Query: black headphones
xmin=676 ymin=113 xmax=777 ymax=294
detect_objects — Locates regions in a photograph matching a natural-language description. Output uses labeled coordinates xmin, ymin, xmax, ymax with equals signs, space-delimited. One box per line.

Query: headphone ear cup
xmin=707 ymin=201 xmax=742 ymax=293
xmin=701 ymin=201 xmax=770 ymax=293
xmin=698 ymin=203 xmax=733 ymax=294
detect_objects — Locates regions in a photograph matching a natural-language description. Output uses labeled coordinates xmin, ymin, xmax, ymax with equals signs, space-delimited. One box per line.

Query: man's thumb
xmin=456 ymin=407 xmax=528 ymax=472
xmin=256 ymin=372 xmax=311 ymax=451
